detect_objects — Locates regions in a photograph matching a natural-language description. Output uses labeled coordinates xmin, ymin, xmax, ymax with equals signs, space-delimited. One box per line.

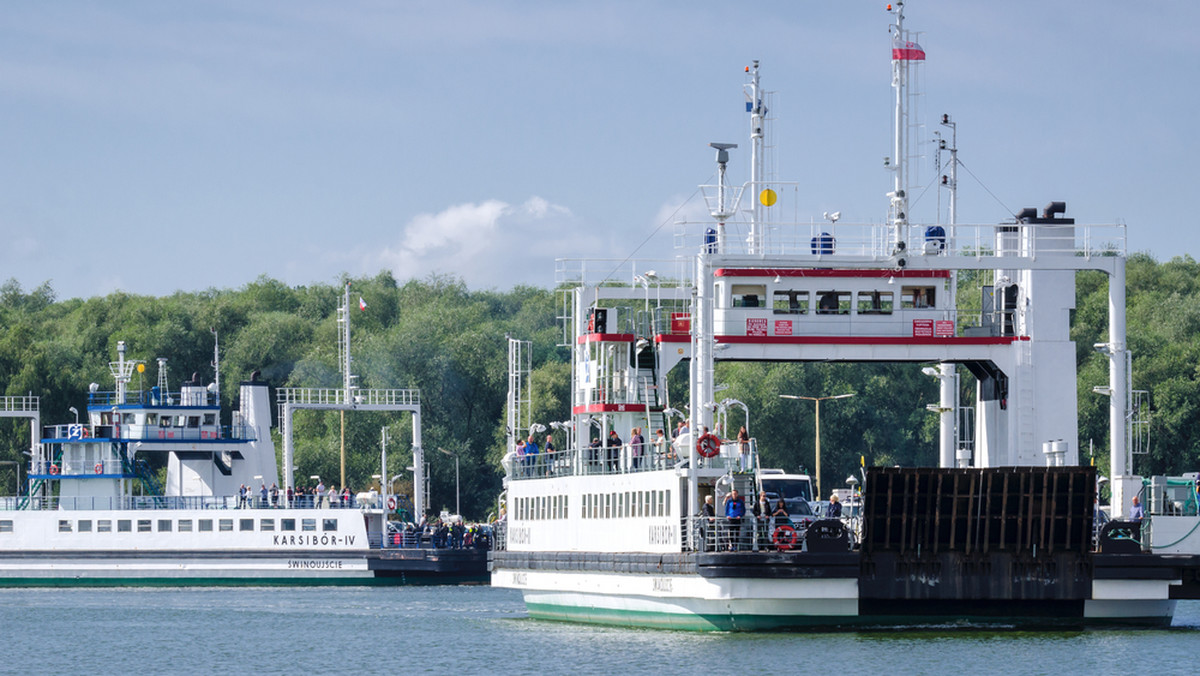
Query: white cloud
xmin=379 ymin=196 xmax=608 ymax=289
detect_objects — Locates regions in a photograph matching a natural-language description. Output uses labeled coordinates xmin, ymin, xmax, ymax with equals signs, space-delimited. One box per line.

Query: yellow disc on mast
xmin=759 ymin=188 xmax=777 ymax=207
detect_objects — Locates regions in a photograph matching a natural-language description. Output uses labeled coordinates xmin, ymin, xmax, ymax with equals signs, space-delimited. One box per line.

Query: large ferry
xmin=490 ymin=3 xmax=1200 ymax=629
xmin=0 ymin=287 xmax=487 ymax=585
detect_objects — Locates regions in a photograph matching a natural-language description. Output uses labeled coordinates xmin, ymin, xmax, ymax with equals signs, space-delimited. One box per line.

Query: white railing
xmin=277 ymin=388 xmax=420 ymax=407
xmin=673 ymin=220 xmax=1126 ymax=260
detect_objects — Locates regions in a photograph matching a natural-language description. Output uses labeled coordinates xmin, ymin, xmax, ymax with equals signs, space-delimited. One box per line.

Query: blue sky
xmin=1 ymin=0 xmax=1197 ymax=299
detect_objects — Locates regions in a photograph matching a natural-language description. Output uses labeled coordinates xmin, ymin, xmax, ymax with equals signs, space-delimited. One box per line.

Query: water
xmin=1 ymin=587 xmax=1195 ymax=675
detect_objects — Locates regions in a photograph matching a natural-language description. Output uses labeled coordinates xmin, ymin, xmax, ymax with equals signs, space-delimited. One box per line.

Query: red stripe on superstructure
xmin=572 ymin=404 xmax=649 ymax=414
xmin=654 ymin=334 xmax=690 ymax=343
xmin=577 ymin=333 xmax=637 ymax=344
xmin=714 ymin=269 xmax=950 ymax=278
xmin=715 ymin=335 xmax=1028 ymax=346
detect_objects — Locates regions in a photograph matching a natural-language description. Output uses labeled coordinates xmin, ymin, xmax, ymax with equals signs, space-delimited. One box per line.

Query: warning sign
xmin=774 ymin=320 xmax=793 ymax=336
xmin=935 ymin=320 xmax=955 ymax=338
xmin=747 ymin=318 xmax=768 ymax=337
xmin=912 ymin=319 xmax=934 ymax=337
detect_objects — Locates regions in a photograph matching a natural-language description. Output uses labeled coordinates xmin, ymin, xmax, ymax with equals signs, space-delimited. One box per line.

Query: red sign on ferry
xmin=670 ymin=313 xmax=691 ymax=334
xmin=912 ymin=319 xmax=934 ymax=337
xmin=935 ymin=320 xmax=955 ymax=338
xmin=774 ymin=320 xmax=793 ymax=336
xmin=747 ymin=318 xmax=768 ymax=337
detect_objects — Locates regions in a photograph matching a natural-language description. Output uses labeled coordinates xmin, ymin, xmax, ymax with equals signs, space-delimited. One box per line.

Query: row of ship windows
xmin=99 ymin=412 xmax=217 ymax=428
xmin=582 ymin=490 xmax=671 ymax=520
xmin=0 ymin=518 xmax=338 ymax=534
xmin=513 ymin=490 xmax=673 ymax=521
xmin=730 ymin=286 xmax=938 ymax=313
xmin=513 ymin=495 xmax=568 ymax=521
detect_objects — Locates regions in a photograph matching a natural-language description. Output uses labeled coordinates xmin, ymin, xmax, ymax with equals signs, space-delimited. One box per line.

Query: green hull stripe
xmin=523 ymin=603 xmax=1173 ymax=631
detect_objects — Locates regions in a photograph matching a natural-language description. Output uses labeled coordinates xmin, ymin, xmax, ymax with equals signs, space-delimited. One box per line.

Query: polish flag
xmin=358 ymin=297 xmax=367 ymax=311
xmin=892 ymin=36 xmax=926 ymax=61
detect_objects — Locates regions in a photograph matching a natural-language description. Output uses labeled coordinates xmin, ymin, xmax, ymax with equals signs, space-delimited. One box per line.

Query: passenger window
xmin=732 ymin=284 xmax=767 ymax=308
xmin=857 ymin=291 xmax=894 ymax=315
xmin=902 ymin=286 xmax=936 ymax=308
xmin=773 ymin=290 xmax=809 ymax=315
xmin=322 ymin=519 xmax=337 ymax=531
xmin=178 ymin=519 xmax=193 ymax=532
xmin=816 ymin=291 xmax=851 ymax=315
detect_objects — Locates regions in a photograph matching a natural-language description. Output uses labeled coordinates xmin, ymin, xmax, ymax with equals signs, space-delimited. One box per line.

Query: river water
xmin=2 ymin=587 xmax=1195 ymax=675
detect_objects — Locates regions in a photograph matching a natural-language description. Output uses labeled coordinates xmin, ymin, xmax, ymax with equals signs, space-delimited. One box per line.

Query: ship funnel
xmin=1042 ymin=201 xmax=1066 ymax=219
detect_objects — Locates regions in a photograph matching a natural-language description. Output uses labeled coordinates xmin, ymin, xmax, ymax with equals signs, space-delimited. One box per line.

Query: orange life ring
xmin=772 ymin=524 xmax=799 ymax=551
xmin=696 ymin=433 xmax=721 ymax=458
xmin=94 ymin=463 xmax=104 ymax=474
xmin=49 ymin=464 xmax=60 ymax=475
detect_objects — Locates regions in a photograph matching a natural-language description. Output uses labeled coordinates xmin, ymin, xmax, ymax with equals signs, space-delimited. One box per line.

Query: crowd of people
xmin=234 ymin=480 xmax=358 ymax=509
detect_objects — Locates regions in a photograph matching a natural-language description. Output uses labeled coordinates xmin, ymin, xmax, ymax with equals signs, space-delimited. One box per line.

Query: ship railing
xmin=492 ymin=521 xmax=507 ymax=551
xmin=276 ymin=388 xmax=421 ymax=407
xmin=508 ymin=443 xmax=709 ymax=481
xmin=0 ymin=395 xmax=39 ymax=412
xmin=673 ymin=220 xmax=1127 ymax=260
xmin=41 ymin=423 xmax=257 ymax=442
xmin=683 ymin=514 xmax=803 ymax=553
xmin=555 ymin=258 xmax=693 ymax=290
xmin=87 ymin=388 xmax=218 ymax=407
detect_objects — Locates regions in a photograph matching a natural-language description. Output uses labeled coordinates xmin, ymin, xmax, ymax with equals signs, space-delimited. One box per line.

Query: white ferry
xmin=490 ymin=3 xmax=1200 ymax=629
xmin=0 ymin=288 xmax=487 ymax=585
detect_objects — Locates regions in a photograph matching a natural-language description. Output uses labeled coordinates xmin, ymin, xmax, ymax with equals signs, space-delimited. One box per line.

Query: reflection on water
xmin=1 ymin=587 xmax=1195 ymax=676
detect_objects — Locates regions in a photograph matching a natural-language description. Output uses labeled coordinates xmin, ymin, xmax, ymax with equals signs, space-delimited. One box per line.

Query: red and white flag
xmin=358 ymin=297 xmax=367 ymax=311
xmin=892 ymin=36 xmax=926 ymax=61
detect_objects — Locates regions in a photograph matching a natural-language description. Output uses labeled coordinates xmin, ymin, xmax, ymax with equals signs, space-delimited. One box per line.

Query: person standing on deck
xmin=654 ymin=429 xmax=670 ymax=468
xmin=630 ymin=427 xmax=645 ymax=471
xmin=1130 ymin=495 xmax=1145 ymax=522
xmin=723 ymin=489 xmax=746 ymax=551
xmin=606 ymin=430 xmax=623 ymax=473
xmin=315 ymin=480 xmax=326 ymax=508
xmin=525 ymin=435 xmax=540 ymax=477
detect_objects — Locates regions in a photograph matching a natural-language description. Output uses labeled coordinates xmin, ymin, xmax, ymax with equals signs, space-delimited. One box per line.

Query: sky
xmin=1 ymin=0 xmax=1198 ymax=300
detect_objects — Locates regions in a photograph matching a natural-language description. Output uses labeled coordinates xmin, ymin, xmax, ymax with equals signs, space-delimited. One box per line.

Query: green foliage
xmin=3 ymin=254 xmax=1200 ymax=515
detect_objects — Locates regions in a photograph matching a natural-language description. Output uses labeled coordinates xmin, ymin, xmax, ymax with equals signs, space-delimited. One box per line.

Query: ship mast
xmin=747 ymin=60 xmax=765 ymax=254
xmin=887 ymin=1 xmax=924 ymax=252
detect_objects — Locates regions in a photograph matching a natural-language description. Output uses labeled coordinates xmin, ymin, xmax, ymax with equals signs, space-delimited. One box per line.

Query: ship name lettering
xmin=652 ymin=577 xmax=672 ymax=592
xmin=273 ymin=534 xmax=351 ymax=546
xmin=509 ymin=527 xmax=531 ymax=545
xmin=512 ymin=572 xmax=527 ymax=585
xmin=648 ymin=524 xmax=676 ymax=545
xmin=287 ymin=559 xmax=344 ymax=570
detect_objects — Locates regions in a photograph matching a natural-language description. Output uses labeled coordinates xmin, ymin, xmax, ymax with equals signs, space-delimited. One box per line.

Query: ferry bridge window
xmin=816 ymin=291 xmax=851 ymax=315
xmin=857 ymin=291 xmax=894 ymax=315
xmin=137 ymin=520 xmax=152 ymax=533
xmin=159 ymin=417 xmax=172 ymax=428
xmin=732 ymin=284 xmax=767 ymax=308
xmin=122 ymin=413 xmax=136 ymax=424
xmin=157 ymin=520 xmax=172 ymax=532
xmin=203 ymin=414 xmax=216 ymax=426
xmin=0 ymin=520 xmax=12 ymax=533
xmin=178 ymin=519 xmax=192 ymax=532
xmin=260 ymin=519 xmax=275 ymax=531
xmin=187 ymin=416 xmax=201 ymax=428
xmin=78 ymin=520 xmax=92 ymax=532
xmin=901 ymin=286 xmax=936 ymax=308
xmin=118 ymin=520 xmax=132 ymax=533
xmin=146 ymin=413 xmax=158 ymax=425
xmin=199 ymin=519 xmax=213 ymax=532
xmin=98 ymin=520 xmax=112 ymax=532
xmin=773 ymin=290 xmax=809 ymax=315
xmin=59 ymin=520 xmax=72 ymax=533
xmin=301 ymin=519 xmax=317 ymax=532
xmin=239 ymin=519 xmax=254 ymax=531
xmin=322 ymin=519 xmax=337 ymax=531
xmin=281 ymin=519 xmax=296 ymax=532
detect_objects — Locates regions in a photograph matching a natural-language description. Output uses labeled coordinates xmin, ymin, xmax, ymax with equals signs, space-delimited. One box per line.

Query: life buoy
xmin=49 ymin=464 xmax=60 ymax=475
xmin=696 ymin=433 xmax=721 ymax=458
xmin=94 ymin=463 xmax=104 ymax=474
xmin=772 ymin=524 xmax=799 ymax=551
xmin=386 ymin=496 xmax=397 ymax=511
